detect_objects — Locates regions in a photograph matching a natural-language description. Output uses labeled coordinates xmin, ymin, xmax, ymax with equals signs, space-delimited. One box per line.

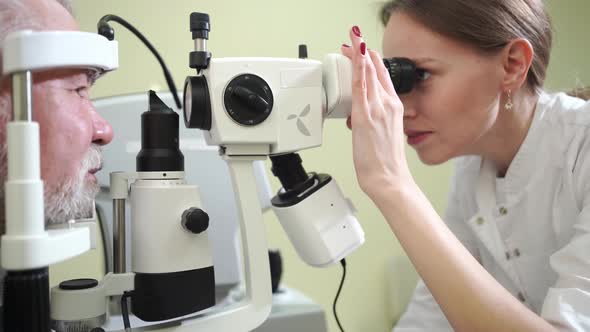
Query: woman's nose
xmin=402 ymin=98 xmax=418 ymax=118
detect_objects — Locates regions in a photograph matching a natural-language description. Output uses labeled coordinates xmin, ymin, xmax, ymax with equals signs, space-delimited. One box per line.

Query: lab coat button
xmin=476 ymin=217 xmax=485 ymax=225
xmin=517 ymin=292 xmax=526 ymax=302
xmin=499 ymin=207 xmax=508 ymax=215
xmin=514 ymin=248 xmax=521 ymax=257
xmin=505 ymin=251 xmax=511 ymax=260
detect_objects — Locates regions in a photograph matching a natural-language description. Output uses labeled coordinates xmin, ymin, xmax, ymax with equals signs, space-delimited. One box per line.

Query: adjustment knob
xmin=232 ymin=86 xmax=269 ymax=113
xmin=181 ymin=207 xmax=210 ymax=234
xmin=224 ymin=74 xmax=273 ymax=126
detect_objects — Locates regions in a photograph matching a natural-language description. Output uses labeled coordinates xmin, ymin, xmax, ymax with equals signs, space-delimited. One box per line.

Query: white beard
xmin=0 ymin=142 xmax=103 ymax=227
xmin=44 ymin=144 xmax=103 ymax=225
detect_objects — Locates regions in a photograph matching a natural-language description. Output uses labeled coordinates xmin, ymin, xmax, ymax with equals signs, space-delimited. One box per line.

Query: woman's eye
xmin=416 ymin=69 xmax=431 ymax=82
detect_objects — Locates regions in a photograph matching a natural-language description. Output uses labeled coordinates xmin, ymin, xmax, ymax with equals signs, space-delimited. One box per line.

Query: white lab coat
xmin=394 ymin=92 xmax=590 ymax=331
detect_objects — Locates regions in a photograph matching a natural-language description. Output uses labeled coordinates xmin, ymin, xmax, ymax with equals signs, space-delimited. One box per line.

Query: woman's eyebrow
xmin=413 ymin=57 xmax=442 ymax=66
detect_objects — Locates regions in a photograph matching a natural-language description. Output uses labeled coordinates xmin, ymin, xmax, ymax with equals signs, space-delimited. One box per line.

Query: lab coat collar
xmin=474 ymin=92 xmax=552 ymax=207
xmin=498 ymin=92 xmax=551 ymax=197
xmin=468 ymin=92 xmax=554 ymax=283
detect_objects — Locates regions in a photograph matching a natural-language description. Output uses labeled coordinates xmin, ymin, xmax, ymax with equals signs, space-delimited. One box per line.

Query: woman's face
xmin=383 ymin=12 xmax=505 ymax=165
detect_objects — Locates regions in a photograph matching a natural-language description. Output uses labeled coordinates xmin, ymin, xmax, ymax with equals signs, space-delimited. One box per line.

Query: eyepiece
xmin=190 ymin=12 xmax=211 ymax=40
xmin=383 ymin=57 xmax=418 ymax=94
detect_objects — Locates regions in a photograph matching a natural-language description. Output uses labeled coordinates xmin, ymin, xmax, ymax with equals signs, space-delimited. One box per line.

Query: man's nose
xmin=92 ymin=111 xmax=114 ymax=145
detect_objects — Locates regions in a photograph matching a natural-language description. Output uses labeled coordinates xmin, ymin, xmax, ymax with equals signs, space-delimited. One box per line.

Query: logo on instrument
xmin=287 ymin=104 xmax=311 ymax=136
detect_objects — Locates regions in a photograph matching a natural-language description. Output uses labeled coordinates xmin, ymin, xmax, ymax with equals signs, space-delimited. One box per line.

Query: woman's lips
xmin=405 ymin=131 xmax=433 ymax=146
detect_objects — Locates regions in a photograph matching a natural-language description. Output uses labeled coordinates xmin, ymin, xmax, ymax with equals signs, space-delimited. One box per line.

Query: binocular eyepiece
xmin=383 ymin=57 xmax=423 ymax=94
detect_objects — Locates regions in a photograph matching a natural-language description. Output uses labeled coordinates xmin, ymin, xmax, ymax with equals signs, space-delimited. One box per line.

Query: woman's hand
xmin=341 ymin=26 xmax=416 ymax=201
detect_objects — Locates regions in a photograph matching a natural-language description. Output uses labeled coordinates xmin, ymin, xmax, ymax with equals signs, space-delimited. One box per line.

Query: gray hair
xmin=0 ymin=0 xmax=73 ymax=81
xmin=0 ymin=1 xmax=73 ymax=231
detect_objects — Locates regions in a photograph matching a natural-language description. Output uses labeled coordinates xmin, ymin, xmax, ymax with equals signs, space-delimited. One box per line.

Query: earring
xmin=505 ymin=90 xmax=513 ymax=111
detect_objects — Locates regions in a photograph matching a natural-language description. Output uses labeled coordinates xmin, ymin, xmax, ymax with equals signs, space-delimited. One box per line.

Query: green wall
xmin=70 ymin=1 xmax=589 ymax=331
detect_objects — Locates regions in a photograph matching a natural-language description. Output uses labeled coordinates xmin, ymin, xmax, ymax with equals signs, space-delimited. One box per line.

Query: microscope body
xmin=130 ymin=175 xmax=214 ymax=321
xmin=186 ymin=54 xmax=365 ymax=267
xmin=131 ymin=178 xmax=212 ymax=275
xmin=203 ymin=57 xmax=325 ymax=154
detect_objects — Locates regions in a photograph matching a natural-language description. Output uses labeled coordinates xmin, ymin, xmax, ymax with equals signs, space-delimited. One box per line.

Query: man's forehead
xmin=35 ymin=67 xmax=97 ymax=86
xmin=35 ymin=0 xmax=79 ymax=31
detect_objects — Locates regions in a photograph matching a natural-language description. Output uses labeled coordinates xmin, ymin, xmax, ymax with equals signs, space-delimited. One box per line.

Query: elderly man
xmin=0 ymin=0 xmax=113 ymax=231
xmin=0 ymin=1 xmax=114 ymax=327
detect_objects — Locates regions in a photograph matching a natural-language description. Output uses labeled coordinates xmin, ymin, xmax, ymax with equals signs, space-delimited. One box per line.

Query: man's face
xmin=32 ymin=68 xmax=113 ymax=224
xmin=0 ymin=0 xmax=114 ymax=225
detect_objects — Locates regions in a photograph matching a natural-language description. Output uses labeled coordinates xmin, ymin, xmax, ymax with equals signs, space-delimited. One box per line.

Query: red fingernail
xmin=342 ymin=43 xmax=350 ymax=48
xmin=352 ymin=26 xmax=362 ymax=37
xmin=360 ymin=42 xmax=366 ymax=55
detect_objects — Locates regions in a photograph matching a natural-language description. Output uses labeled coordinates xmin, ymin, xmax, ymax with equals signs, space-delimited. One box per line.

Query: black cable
xmin=97 ymin=15 xmax=182 ymax=109
xmin=121 ymin=291 xmax=132 ymax=331
xmin=94 ymin=203 xmax=111 ymax=273
xmin=333 ymin=258 xmax=347 ymax=332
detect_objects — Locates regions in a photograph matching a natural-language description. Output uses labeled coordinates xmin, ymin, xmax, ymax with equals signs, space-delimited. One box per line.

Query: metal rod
xmin=113 ymin=199 xmax=126 ymax=273
xmin=11 ymin=71 xmax=33 ymax=122
xmin=194 ymin=39 xmax=207 ymax=52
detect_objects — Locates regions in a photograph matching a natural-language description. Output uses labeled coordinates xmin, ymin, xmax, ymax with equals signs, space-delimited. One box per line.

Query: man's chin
xmin=44 ymin=183 xmax=99 ymax=225
xmin=86 ymin=172 xmax=98 ymax=184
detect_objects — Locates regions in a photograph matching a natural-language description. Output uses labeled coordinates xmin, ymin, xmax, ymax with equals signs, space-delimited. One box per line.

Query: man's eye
xmin=75 ymin=87 xmax=90 ymax=99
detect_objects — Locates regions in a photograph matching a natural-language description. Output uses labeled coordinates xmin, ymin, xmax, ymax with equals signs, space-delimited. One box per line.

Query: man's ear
xmin=501 ymin=38 xmax=534 ymax=91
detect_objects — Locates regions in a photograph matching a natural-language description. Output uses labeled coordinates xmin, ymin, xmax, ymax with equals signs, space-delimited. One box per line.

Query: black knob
xmin=298 ymin=44 xmax=308 ymax=59
xmin=181 ymin=208 xmax=210 ymax=234
xmin=59 ymin=278 xmax=99 ymax=290
xmin=232 ymin=86 xmax=269 ymax=113
xmin=224 ymin=74 xmax=273 ymax=126
xmin=190 ymin=12 xmax=210 ymax=40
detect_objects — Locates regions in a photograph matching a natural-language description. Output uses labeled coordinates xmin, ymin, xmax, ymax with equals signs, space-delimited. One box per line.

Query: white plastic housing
xmin=272 ymin=178 xmax=364 ymax=267
xmin=51 ymin=273 xmax=134 ymax=322
xmin=130 ymin=178 xmax=213 ymax=273
xmin=1 ymin=122 xmax=89 ymax=270
xmin=322 ymin=53 xmax=353 ymax=119
xmin=5 ymin=123 xmax=43 ymax=236
xmin=204 ymin=58 xmax=324 ymax=154
xmin=2 ymin=30 xmax=119 ymax=75
xmin=136 ymin=158 xmax=272 ymax=332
